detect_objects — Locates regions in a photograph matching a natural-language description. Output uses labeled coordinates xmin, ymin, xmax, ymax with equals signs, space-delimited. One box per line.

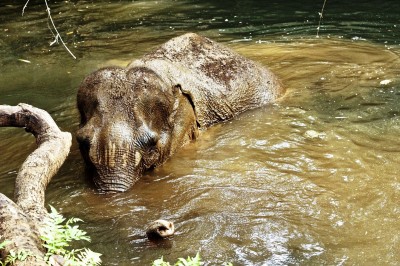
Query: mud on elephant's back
xmin=129 ymin=32 xmax=285 ymax=127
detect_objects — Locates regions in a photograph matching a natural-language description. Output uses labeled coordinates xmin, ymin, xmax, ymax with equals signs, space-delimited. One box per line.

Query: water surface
xmin=0 ymin=0 xmax=399 ymax=265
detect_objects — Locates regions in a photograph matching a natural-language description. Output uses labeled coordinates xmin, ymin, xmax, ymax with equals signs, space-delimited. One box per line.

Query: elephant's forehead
xmin=97 ymin=79 xmax=162 ymax=105
xmin=105 ymin=120 xmax=134 ymax=143
xmin=99 ymin=79 xmax=133 ymax=100
xmin=110 ymin=121 xmax=133 ymax=139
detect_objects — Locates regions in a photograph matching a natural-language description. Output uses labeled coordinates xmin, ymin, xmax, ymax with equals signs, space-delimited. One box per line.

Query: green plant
xmin=0 ymin=241 xmax=11 ymax=251
xmin=0 ymin=241 xmax=36 ymax=266
xmin=40 ymin=205 xmax=102 ymax=266
xmin=175 ymin=253 xmax=201 ymax=266
xmin=1 ymin=207 xmax=101 ymax=266
xmin=152 ymin=253 xmax=233 ymax=266
xmin=1 ymin=250 xmax=35 ymax=266
xmin=152 ymin=256 xmax=170 ymax=266
xmin=152 ymin=253 xmax=201 ymax=266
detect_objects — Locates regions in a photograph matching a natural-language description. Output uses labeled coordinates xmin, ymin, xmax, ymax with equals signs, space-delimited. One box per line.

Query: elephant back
xmin=128 ymin=33 xmax=284 ymax=128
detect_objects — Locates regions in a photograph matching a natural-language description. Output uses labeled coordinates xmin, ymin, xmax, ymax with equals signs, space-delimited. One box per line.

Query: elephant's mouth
xmin=88 ymin=146 xmax=144 ymax=193
xmin=92 ymin=163 xmax=144 ymax=193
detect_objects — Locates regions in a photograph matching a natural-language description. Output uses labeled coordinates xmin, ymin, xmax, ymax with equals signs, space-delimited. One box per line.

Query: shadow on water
xmin=1 ymin=0 xmax=400 ymax=265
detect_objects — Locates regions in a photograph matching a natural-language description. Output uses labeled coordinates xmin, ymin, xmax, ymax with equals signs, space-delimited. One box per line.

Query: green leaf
xmin=39 ymin=205 xmax=102 ymax=266
xmin=0 ymin=240 xmax=12 ymax=250
xmin=9 ymin=250 xmax=16 ymax=257
xmin=152 ymin=256 xmax=171 ymax=266
xmin=174 ymin=253 xmax=201 ymax=266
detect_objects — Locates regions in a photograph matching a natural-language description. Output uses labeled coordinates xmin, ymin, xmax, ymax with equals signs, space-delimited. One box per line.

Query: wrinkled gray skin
xmin=77 ymin=33 xmax=284 ymax=192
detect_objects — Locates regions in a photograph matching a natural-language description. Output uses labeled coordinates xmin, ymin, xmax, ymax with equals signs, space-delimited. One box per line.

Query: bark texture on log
xmin=0 ymin=103 xmax=72 ymax=266
xmin=0 ymin=194 xmax=45 ymax=265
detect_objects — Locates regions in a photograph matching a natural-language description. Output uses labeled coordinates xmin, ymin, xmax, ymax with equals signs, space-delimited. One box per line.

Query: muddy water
xmin=1 ymin=0 xmax=400 ymax=265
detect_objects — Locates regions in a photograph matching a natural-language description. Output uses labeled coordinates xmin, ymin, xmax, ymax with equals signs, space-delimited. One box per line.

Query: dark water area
xmin=1 ymin=0 xmax=399 ymax=265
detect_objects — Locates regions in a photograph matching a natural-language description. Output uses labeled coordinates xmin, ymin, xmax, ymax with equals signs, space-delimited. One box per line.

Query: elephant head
xmin=76 ymin=67 xmax=198 ymax=192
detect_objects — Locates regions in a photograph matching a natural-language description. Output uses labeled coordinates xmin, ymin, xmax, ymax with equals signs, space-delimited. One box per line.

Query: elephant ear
xmin=176 ymin=83 xmax=237 ymax=128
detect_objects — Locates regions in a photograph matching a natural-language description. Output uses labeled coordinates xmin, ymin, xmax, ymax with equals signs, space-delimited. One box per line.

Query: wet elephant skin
xmin=76 ymin=33 xmax=284 ymax=192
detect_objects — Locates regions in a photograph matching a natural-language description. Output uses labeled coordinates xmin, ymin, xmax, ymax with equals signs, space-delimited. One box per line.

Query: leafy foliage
xmin=0 ymin=241 xmax=11 ymax=251
xmin=39 ymin=205 xmax=102 ymax=266
xmin=0 ymin=241 xmax=36 ymax=266
xmin=152 ymin=253 xmax=233 ymax=266
xmin=152 ymin=253 xmax=201 ymax=266
xmin=1 ymin=206 xmax=101 ymax=265
xmin=1 ymin=250 xmax=35 ymax=266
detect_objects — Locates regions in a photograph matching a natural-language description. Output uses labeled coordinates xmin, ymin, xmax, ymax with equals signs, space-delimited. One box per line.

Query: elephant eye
xmin=78 ymin=98 xmax=99 ymax=125
xmin=137 ymin=131 xmax=158 ymax=149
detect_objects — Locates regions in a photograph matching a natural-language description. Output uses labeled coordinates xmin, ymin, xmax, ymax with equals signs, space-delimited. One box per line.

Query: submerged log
xmin=0 ymin=103 xmax=72 ymax=265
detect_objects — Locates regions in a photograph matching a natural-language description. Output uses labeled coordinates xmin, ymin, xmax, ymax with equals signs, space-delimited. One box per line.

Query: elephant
xmin=76 ymin=33 xmax=285 ymax=192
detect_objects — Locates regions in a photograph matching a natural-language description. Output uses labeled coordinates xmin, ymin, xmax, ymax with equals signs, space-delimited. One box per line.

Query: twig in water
xmin=44 ymin=0 xmax=76 ymax=59
xmin=22 ymin=0 xmax=30 ymax=16
xmin=22 ymin=0 xmax=76 ymax=59
xmin=316 ymin=0 xmax=327 ymax=38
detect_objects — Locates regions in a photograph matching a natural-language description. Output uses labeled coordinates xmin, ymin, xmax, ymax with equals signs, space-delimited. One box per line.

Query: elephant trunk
xmin=91 ymin=143 xmax=143 ymax=192
xmin=81 ymin=121 xmax=145 ymax=192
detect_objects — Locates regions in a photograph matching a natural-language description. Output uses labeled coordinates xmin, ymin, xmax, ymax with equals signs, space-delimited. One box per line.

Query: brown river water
xmin=0 ymin=0 xmax=399 ymax=265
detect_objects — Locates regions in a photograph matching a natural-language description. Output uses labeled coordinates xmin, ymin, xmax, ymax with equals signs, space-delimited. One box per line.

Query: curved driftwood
xmin=0 ymin=103 xmax=72 ymax=266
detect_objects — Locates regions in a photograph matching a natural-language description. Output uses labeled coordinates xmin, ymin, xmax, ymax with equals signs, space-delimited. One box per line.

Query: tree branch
xmin=0 ymin=103 xmax=72 ymax=265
